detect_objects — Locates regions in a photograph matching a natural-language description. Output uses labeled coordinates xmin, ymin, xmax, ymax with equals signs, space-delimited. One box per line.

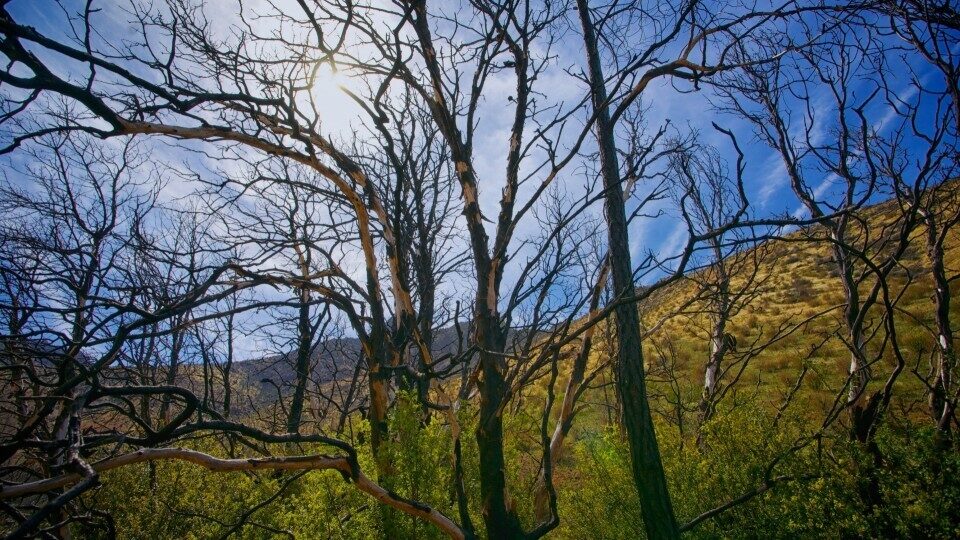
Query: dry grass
xmin=549 ymin=189 xmax=960 ymax=434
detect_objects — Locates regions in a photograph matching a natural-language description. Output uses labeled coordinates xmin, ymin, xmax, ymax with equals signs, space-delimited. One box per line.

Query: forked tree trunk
xmin=822 ymin=231 xmax=871 ymax=420
xmin=827 ymin=237 xmax=886 ymax=515
xmin=695 ymin=230 xmax=731 ymax=442
xmin=404 ymin=0 xmax=522 ymax=532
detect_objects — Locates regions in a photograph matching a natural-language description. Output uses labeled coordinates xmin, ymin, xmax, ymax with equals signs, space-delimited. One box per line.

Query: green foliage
xmin=869 ymin=426 xmax=960 ymax=538
xmin=554 ymin=429 xmax=644 ymax=539
xmin=79 ymin=395 xmax=486 ymax=539
xmin=377 ymin=392 xmax=463 ymax=539
xmin=80 ymin=440 xmax=375 ymax=539
xmin=550 ymin=407 xmax=960 ymax=539
xmin=78 ymin=405 xmax=960 ymax=539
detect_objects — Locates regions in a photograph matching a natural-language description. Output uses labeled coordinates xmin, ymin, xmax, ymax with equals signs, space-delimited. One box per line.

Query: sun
xmin=314 ymin=61 xmax=347 ymax=92
xmin=311 ymin=61 xmax=362 ymax=129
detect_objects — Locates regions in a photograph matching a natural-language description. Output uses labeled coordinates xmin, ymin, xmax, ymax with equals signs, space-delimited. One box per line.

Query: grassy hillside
xmin=635 ymin=195 xmax=960 ymax=420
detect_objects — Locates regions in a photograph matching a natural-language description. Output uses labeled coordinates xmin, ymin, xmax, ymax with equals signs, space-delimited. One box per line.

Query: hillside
xmin=631 ymin=193 xmax=959 ymax=419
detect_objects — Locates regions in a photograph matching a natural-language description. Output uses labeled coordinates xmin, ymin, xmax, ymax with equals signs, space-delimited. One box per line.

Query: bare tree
xmin=917 ymin=180 xmax=960 ymax=434
xmin=0 ymin=1 xmax=590 ymax=534
xmin=352 ymin=92 xmax=469 ymax=417
xmin=570 ymin=0 xmax=815 ymax=534
xmin=3 ymin=1 xmax=951 ymax=538
xmin=717 ymin=16 xmax=957 ymax=522
xmin=667 ymin=136 xmax=773 ymax=438
xmin=865 ymin=0 xmax=960 ymax=436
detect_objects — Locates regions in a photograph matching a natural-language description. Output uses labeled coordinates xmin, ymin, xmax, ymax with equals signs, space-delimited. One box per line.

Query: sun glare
xmin=312 ymin=61 xmax=360 ymax=129
xmin=314 ymin=61 xmax=346 ymax=92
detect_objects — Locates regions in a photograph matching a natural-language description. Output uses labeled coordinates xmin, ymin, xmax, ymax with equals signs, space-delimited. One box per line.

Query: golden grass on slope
xmin=514 ymin=188 xmax=960 ymax=445
xmin=632 ymin=192 xmax=960 ymax=425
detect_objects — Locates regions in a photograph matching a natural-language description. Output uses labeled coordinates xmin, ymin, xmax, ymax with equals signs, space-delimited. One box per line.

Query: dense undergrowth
xmin=78 ymin=395 xmax=960 ymax=539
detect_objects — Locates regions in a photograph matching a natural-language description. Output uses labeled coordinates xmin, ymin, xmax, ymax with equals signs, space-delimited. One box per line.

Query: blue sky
xmin=2 ymin=0 xmax=951 ymax=357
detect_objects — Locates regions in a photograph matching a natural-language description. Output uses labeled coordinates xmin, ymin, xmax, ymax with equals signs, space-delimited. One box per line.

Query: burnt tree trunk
xmin=576 ymin=1 xmax=679 ymax=537
xmin=533 ymin=261 xmax=609 ymax=522
xmin=698 ymin=253 xmax=730 ymax=437
xmin=923 ymin=207 xmax=956 ymax=433
xmin=287 ymin=286 xmax=312 ymax=434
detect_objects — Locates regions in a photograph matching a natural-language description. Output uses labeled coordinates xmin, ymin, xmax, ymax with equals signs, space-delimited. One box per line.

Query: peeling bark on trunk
xmin=923 ymin=208 xmax=956 ymax=434
xmin=698 ymin=248 xmax=730 ymax=434
xmin=366 ymin=334 xmax=392 ymax=470
xmin=698 ymin=314 xmax=727 ymax=431
xmin=405 ymin=1 xmax=527 ymax=532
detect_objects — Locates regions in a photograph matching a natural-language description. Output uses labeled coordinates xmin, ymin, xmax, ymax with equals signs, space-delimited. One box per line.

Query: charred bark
xmin=576 ymin=1 xmax=679 ymax=537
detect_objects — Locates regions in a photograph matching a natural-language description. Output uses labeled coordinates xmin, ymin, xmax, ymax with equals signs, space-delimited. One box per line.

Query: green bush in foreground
xmin=80 ymin=402 xmax=959 ymax=539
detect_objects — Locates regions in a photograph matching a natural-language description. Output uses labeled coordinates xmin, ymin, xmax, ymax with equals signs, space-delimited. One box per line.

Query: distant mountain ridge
xmin=233 ymin=322 xmax=469 ymax=395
